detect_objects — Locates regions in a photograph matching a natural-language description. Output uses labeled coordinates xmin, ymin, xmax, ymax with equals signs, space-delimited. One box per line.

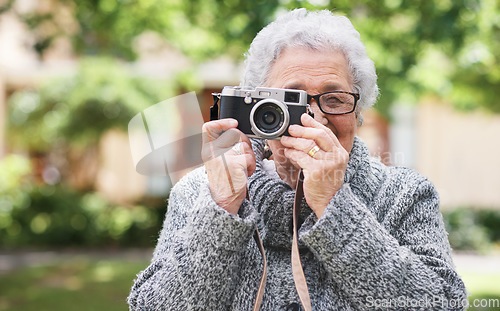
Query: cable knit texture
xmin=128 ymin=136 xmax=467 ymax=310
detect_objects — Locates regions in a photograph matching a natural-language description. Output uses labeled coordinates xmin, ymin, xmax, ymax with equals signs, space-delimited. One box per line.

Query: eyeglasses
xmin=307 ymin=91 xmax=360 ymax=115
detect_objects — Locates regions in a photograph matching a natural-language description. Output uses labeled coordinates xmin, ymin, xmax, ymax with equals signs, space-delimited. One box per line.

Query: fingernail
xmin=288 ymin=125 xmax=298 ymax=132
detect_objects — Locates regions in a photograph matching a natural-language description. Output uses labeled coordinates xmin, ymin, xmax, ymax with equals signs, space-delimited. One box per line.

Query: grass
xmin=0 ymin=256 xmax=499 ymax=310
xmin=0 ymin=258 xmax=148 ymax=311
xmin=458 ymin=270 xmax=500 ymax=310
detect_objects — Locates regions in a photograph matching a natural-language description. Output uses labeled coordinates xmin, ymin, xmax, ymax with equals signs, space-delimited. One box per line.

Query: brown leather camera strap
xmin=252 ymin=228 xmax=267 ymax=311
xmin=291 ymin=169 xmax=312 ymax=310
xmin=251 ymin=169 xmax=311 ymax=311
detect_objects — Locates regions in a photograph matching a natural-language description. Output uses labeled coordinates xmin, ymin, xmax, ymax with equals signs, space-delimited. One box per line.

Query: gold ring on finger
xmin=307 ymin=145 xmax=320 ymax=158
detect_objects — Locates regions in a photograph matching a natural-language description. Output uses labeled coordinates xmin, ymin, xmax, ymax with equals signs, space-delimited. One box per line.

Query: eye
xmin=319 ymin=92 xmax=356 ymax=114
xmin=321 ymin=93 xmax=343 ymax=106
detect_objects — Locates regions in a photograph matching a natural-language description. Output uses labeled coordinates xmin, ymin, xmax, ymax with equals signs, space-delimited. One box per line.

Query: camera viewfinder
xmin=284 ymin=91 xmax=300 ymax=103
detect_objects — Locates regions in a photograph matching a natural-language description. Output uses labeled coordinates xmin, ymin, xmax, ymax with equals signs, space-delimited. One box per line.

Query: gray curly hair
xmin=241 ymin=9 xmax=379 ymax=124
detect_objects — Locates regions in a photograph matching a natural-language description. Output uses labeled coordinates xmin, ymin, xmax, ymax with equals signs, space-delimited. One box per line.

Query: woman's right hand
xmin=201 ymin=119 xmax=256 ymax=215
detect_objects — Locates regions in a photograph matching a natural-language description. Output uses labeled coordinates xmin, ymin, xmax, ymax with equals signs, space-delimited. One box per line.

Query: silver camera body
xmin=216 ymin=86 xmax=310 ymax=139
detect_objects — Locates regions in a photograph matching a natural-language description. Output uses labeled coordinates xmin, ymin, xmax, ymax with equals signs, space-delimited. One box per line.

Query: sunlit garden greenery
xmin=0 ymin=153 xmax=165 ymax=249
xmin=1 ymin=0 xmax=500 ymax=310
xmin=3 ymin=0 xmax=500 ymax=116
xmin=7 ymin=57 xmax=177 ymax=152
xmin=0 ymin=184 xmax=165 ymax=248
xmin=443 ymin=208 xmax=500 ymax=253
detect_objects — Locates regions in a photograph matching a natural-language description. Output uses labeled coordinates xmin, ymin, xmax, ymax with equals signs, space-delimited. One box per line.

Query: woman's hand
xmin=280 ymin=113 xmax=349 ymax=218
xmin=201 ymin=119 xmax=256 ymax=215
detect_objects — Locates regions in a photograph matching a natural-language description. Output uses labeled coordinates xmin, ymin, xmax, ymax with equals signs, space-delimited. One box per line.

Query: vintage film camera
xmin=211 ymin=86 xmax=312 ymax=140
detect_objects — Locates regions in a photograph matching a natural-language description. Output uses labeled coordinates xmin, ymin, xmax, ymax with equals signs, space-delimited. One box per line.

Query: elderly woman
xmin=128 ymin=9 xmax=467 ymax=311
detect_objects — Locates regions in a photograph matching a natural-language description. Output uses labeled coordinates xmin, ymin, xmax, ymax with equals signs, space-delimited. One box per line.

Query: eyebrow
xmin=321 ymin=82 xmax=344 ymax=92
xmin=282 ymin=82 xmax=305 ymax=90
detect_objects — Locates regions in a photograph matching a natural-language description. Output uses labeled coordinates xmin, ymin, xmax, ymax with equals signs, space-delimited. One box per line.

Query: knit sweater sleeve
xmin=299 ymin=169 xmax=468 ymax=311
xmin=127 ymin=168 xmax=259 ymax=310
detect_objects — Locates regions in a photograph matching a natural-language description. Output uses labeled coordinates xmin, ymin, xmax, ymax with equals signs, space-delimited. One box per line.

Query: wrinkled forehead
xmin=265 ymin=45 xmax=353 ymax=88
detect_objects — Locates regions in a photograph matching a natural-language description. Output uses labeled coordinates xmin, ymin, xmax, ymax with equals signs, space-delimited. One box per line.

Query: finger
xmin=302 ymin=113 xmax=343 ymax=147
xmin=202 ymin=118 xmax=238 ymax=143
xmin=244 ymin=152 xmax=256 ymax=177
xmin=223 ymin=152 xmax=256 ymax=189
xmin=280 ymin=136 xmax=320 ymax=156
xmin=228 ymin=141 xmax=250 ymax=156
xmin=300 ymin=113 xmax=333 ymax=135
xmin=207 ymin=128 xmax=242 ymax=159
xmin=292 ymin=113 xmax=341 ymax=148
xmin=283 ymin=125 xmax=334 ymax=153
xmin=219 ymin=128 xmax=256 ymax=156
xmin=284 ymin=148 xmax=314 ymax=168
xmin=202 ymin=131 xmax=238 ymax=161
xmin=239 ymin=140 xmax=253 ymax=155
xmin=231 ymin=142 xmax=244 ymax=155
xmin=211 ymin=140 xmax=256 ymax=175
xmin=237 ymin=141 xmax=256 ymax=176
xmin=238 ymin=133 xmax=254 ymax=153
xmin=215 ymin=129 xmax=241 ymax=149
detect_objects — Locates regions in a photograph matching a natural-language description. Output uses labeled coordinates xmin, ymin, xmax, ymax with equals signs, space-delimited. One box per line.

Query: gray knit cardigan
xmin=128 ymin=136 xmax=467 ymax=310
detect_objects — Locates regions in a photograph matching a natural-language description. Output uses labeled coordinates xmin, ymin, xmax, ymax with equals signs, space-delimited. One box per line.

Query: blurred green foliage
xmin=2 ymin=0 xmax=500 ymax=116
xmin=1 ymin=187 xmax=165 ymax=248
xmin=7 ymin=57 xmax=177 ymax=152
xmin=0 ymin=0 xmax=280 ymax=61
xmin=6 ymin=56 xmax=199 ymax=191
xmin=443 ymin=207 xmax=500 ymax=253
xmin=0 ymin=154 xmax=165 ymax=249
xmin=0 ymin=155 xmax=33 ymax=237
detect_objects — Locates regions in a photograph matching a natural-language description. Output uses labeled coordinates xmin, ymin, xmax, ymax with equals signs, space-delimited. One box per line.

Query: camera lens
xmin=262 ymin=111 xmax=276 ymax=125
xmin=255 ymin=105 xmax=281 ymax=133
xmin=250 ymin=99 xmax=289 ymax=139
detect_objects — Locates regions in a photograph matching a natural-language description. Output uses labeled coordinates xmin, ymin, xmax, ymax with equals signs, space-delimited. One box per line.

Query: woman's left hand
xmin=280 ymin=113 xmax=349 ymax=218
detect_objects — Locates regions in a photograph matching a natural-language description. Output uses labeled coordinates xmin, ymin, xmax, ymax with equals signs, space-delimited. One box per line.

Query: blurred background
xmin=0 ymin=0 xmax=499 ymax=310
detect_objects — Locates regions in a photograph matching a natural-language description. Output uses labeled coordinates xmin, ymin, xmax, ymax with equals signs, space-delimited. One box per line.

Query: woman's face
xmin=265 ymin=46 xmax=358 ymax=161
